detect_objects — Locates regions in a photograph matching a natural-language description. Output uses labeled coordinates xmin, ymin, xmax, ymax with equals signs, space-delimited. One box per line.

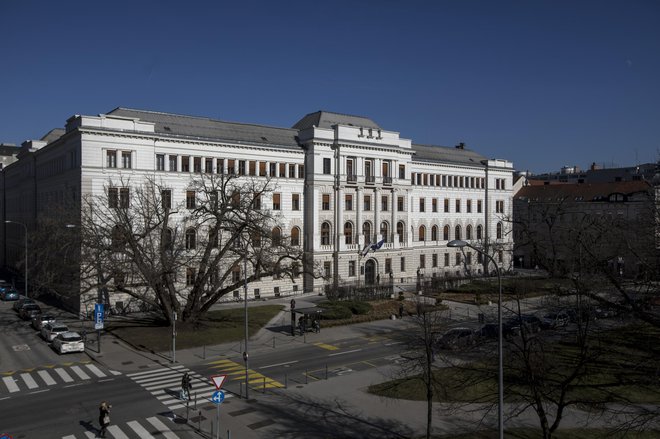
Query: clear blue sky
xmin=1 ymin=0 xmax=658 ymax=173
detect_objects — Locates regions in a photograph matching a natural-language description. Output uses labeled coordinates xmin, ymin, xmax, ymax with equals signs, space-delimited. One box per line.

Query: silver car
xmin=52 ymin=332 xmax=85 ymax=354
xmin=32 ymin=313 xmax=56 ymax=330
xmin=41 ymin=322 xmax=69 ymax=342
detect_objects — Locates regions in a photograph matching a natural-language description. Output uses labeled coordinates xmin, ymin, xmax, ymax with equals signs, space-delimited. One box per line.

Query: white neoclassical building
xmin=0 ymin=108 xmax=513 ymax=311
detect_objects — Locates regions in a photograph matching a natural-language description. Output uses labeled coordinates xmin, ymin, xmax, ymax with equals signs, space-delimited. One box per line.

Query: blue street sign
xmin=1 ymin=434 xmax=14 ymax=439
xmin=94 ymin=303 xmax=104 ymax=330
xmin=211 ymin=390 xmax=225 ymax=405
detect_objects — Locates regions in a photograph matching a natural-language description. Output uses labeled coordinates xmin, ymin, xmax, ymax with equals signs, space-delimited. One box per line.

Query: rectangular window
xmin=467 ymin=199 xmax=472 ymax=213
xmin=400 ymin=257 xmax=406 ymax=272
xmin=253 ymin=194 xmax=261 ymax=210
xmin=272 ymin=193 xmax=281 ymax=210
xmin=292 ymin=194 xmax=300 ymax=211
xmin=432 ymin=253 xmax=438 ymax=267
xmin=381 ymin=195 xmax=388 ymax=211
xmin=279 ymin=163 xmax=286 ymax=177
xmin=298 ymin=164 xmax=304 ymax=178
xmin=289 ymin=164 xmax=295 ymax=178
xmin=227 ymin=159 xmax=235 ymax=174
xmin=345 ymin=194 xmax=353 ymax=211
xmin=444 ymin=253 xmax=450 ymax=267
xmin=122 ymin=151 xmax=132 ymax=169
xmin=216 ymin=158 xmax=224 ymax=174
xmin=322 ymin=194 xmax=330 ymax=210
xmin=238 ymin=160 xmax=246 ymax=175
xmin=432 ymin=198 xmax=438 ymax=212
xmin=324 ymin=261 xmax=331 ymax=278
xmin=323 ymin=158 xmax=331 ymax=174
xmin=186 ymin=268 xmax=196 ymax=287
xmin=182 ymin=156 xmax=190 ymax=172
xmin=274 ymin=287 xmax=280 ymax=297
xmin=156 ymin=154 xmax=165 ymax=171
xmin=498 ymin=250 xmax=503 ymax=263
xmin=161 ymin=189 xmax=171 ymax=209
xmin=496 ymin=200 xmax=504 ymax=213
xmin=444 ymin=198 xmax=450 ymax=213
xmin=455 ymin=253 xmax=461 ymax=266
xmin=249 ymin=161 xmax=256 ymax=176
xmin=398 ymin=164 xmax=405 ymax=179
xmin=259 ymin=162 xmax=266 ymax=176
xmin=419 ymin=198 xmax=425 ymax=212
xmin=205 ymin=158 xmax=213 ymax=173
xmin=119 ymin=188 xmax=130 ymax=208
xmin=169 ymin=155 xmax=177 ymax=172
xmin=232 ymin=265 xmax=241 ymax=283
xmin=477 ymin=200 xmax=483 ymax=213
xmin=397 ymin=196 xmax=404 ymax=212
xmin=364 ymin=195 xmax=371 ymax=211
xmin=269 ymin=163 xmax=276 ymax=176
xmin=385 ymin=258 xmax=392 ymax=274
xmin=455 ymin=199 xmax=461 ymax=213
xmin=108 ymin=188 xmax=118 ymax=208
xmin=420 ymin=254 xmax=426 ymax=269
xmin=106 ymin=150 xmax=117 ymax=168
xmin=348 ymin=261 xmax=356 ymax=277
xmin=193 ymin=157 xmax=201 ymax=172
xmin=186 ymin=191 xmax=196 ymax=209
xmin=466 ymin=252 xmax=472 ymax=266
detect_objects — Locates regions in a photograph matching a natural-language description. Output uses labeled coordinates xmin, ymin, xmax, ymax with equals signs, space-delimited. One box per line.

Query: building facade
xmin=1 ymin=108 xmax=514 ymax=311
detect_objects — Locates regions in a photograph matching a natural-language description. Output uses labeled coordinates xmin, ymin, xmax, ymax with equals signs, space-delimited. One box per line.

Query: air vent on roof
xmin=261 ymin=136 xmax=268 ymax=142
xmin=163 ymin=126 xmax=171 ymax=131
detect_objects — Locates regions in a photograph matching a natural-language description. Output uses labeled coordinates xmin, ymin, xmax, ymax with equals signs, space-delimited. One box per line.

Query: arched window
xmin=321 ymin=222 xmax=331 ymax=245
xmin=344 ymin=222 xmax=354 ymax=245
xmin=363 ymin=222 xmax=372 ymax=245
xmin=291 ymin=227 xmax=300 ymax=246
xmin=185 ymin=228 xmax=196 ymax=250
xmin=443 ymin=225 xmax=450 ymax=241
xmin=466 ymin=224 xmax=473 ymax=240
xmin=477 ymin=225 xmax=483 ymax=240
xmin=380 ymin=221 xmax=389 ymax=243
xmin=455 ymin=225 xmax=462 ymax=241
xmin=496 ymin=222 xmax=503 ymax=239
xmin=431 ymin=225 xmax=438 ymax=241
xmin=272 ymin=227 xmax=282 ymax=246
xmin=418 ymin=225 xmax=426 ymax=242
xmin=397 ymin=221 xmax=405 ymax=243
xmin=111 ymin=225 xmax=125 ymax=251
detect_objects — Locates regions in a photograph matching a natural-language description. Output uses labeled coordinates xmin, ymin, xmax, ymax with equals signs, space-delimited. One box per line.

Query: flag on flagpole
xmin=361 ymin=243 xmax=371 ymax=257
xmin=362 ymin=238 xmax=385 ymax=257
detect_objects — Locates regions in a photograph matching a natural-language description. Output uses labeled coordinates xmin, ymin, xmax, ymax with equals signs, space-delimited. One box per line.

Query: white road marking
xmin=38 ymin=370 xmax=57 ymax=386
xmin=260 ymin=360 xmax=299 ymax=369
xmin=106 ymin=424 xmax=129 ymax=438
xmin=328 ymin=348 xmax=363 ymax=356
xmin=21 ymin=372 xmax=38 ymax=389
xmin=61 ymin=435 xmax=76 ymax=439
xmin=126 ymin=365 xmax=185 ymax=378
xmin=70 ymin=365 xmax=90 ymax=380
xmin=85 ymin=364 xmax=107 ymax=378
xmin=3 ymin=376 xmax=20 ymax=393
xmin=127 ymin=420 xmax=155 ymax=438
xmin=146 ymin=416 xmax=179 ymax=439
xmin=55 ymin=367 xmax=74 ymax=382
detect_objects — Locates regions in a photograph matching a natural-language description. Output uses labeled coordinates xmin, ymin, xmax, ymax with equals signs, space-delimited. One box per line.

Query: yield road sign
xmin=211 ymin=374 xmax=227 ymax=390
xmin=211 ymin=390 xmax=225 ymax=405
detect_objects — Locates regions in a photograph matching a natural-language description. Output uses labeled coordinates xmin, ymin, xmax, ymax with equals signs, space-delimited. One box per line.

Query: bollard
xmin=227 ymin=429 xmax=231 ymax=439
xmin=198 ymin=410 xmax=201 ymax=433
xmin=325 ymin=364 xmax=328 ymax=380
xmin=194 ymin=391 xmax=197 ymax=409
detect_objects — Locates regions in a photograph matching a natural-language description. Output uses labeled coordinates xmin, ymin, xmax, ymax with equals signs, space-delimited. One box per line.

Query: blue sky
xmin=1 ymin=0 xmax=658 ymax=173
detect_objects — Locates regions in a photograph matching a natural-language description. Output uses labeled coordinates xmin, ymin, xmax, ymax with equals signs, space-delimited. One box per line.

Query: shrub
xmin=319 ymin=305 xmax=352 ymax=320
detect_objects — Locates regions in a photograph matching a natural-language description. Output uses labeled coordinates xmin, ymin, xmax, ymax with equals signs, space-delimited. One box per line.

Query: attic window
xmin=163 ymin=126 xmax=171 ymax=131
xmin=261 ymin=136 xmax=268 ymax=142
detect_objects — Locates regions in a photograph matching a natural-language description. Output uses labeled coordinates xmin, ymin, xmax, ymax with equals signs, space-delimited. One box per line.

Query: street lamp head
xmin=447 ymin=239 xmax=468 ymax=248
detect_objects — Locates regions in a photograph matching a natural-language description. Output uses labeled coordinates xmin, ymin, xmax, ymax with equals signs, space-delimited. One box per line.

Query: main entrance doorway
xmin=364 ymin=259 xmax=376 ymax=285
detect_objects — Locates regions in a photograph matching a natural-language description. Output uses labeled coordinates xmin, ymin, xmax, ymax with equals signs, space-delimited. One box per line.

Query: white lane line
xmin=385 ymin=341 xmax=403 ymax=346
xmin=21 ymin=373 xmax=39 ymax=389
xmin=168 ymin=403 xmax=185 ymax=410
xmin=127 ymin=365 xmax=185 ymax=378
xmin=3 ymin=376 xmax=20 ymax=393
xmin=55 ymin=368 xmax=74 ymax=383
xmin=127 ymin=420 xmax=155 ymax=438
xmin=70 ymin=366 xmax=90 ymax=380
xmin=38 ymin=370 xmax=57 ymax=386
xmin=260 ymin=360 xmax=299 ymax=369
xmin=84 ymin=432 xmax=96 ymax=438
xmin=328 ymin=348 xmax=363 ymax=357
xmin=106 ymin=425 xmax=129 ymax=438
xmin=62 ymin=435 xmax=76 ymax=439
xmin=146 ymin=416 xmax=179 ymax=439
xmin=85 ymin=364 xmax=107 ymax=378
xmin=134 ymin=373 xmax=184 ymax=385
xmin=110 ymin=370 xmax=122 ymax=376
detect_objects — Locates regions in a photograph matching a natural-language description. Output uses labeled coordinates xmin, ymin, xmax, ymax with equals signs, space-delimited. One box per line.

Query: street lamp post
xmin=241 ymin=233 xmax=249 ymax=400
xmin=5 ymin=220 xmax=28 ymax=299
xmin=447 ymin=239 xmax=503 ymax=439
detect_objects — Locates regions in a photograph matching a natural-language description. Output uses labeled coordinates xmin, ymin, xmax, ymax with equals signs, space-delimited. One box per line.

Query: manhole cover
xmin=12 ymin=344 xmax=30 ymax=352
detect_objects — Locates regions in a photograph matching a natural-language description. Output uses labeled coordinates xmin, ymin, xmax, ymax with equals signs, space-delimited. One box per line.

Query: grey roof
xmin=292 ymin=111 xmax=381 ymax=131
xmin=107 ymin=108 xmax=301 ymax=149
xmin=41 ymin=128 xmax=66 ymax=144
xmin=412 ymin=143 xmax=487 ymax=167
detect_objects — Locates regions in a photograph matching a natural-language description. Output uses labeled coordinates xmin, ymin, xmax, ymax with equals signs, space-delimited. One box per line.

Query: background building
xmin=1 ymin=108 xmax=514 ymax=311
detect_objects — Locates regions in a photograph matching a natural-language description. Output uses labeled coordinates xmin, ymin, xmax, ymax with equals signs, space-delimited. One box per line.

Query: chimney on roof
xmin=455 ymin=142 xmax=465 ymax=149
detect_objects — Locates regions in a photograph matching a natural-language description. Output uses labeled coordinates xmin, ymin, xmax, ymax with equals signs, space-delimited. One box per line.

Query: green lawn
xmin=106 ymin=305 xmax=283 ymax=352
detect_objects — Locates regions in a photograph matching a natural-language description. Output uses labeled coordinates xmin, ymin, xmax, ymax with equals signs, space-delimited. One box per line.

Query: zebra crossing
xmin=60 ymin=416 xmax=180 ymax=438
xmin=127 ymin=364 xmax=225 ymax=410
xmin=0 ymin=363 xmax=121 ymax=394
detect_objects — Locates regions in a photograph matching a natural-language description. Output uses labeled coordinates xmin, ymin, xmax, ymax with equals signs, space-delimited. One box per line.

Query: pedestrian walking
xmin=398 ymin=303 xmax=404 ymax=319
xmin=313 ymin=319 xmax=320 ymax=333
xmin=98 ymin=401 xmax=111 ymax=438
xmin=180 ymin=372 xmax=191 ymax=400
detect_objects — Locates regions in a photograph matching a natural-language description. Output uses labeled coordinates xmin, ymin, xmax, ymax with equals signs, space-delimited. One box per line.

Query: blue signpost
xmin=94 ymin=303 xmax=104 ymax=353
xmin=211 ymin=390 xmax=225 ymax=439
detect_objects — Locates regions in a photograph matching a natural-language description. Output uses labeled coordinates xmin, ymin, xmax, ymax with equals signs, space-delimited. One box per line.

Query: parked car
xmin=32 ymin=313 xmax=56 ymax=330
xmin=41 ymin=322 xmax=69 ymax=342
xmin=1 ymin=288 xmax=20 ymax=301
xmin=504 ymin=314 xmax=542 ymax=336
xmin=478 ymin=323 xmax=500 ymax=339
xmin=0 ymin=280 xmax=11 ymax=293
xmin=593 ymin=306 xmax=618 ymax=319
xmin=13 ymin=298 xmax=34 ymax=312
xmin=540 ymin=311 xmax=570 ymax=329
xmin=51 ymin=331 xmax=85 ymax=354
xmin=437 ymin=327 xmax=477 ymax=349
xmin=19 ymin=303 xmax=42 ymax=320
